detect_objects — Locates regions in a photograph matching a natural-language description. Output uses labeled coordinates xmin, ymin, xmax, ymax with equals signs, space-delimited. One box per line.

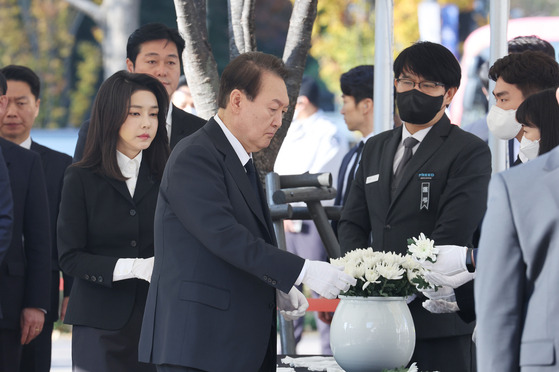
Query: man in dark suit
xmin=0 ymin=74 xmax=51 ymax=371
xmin=73 ymin=23 xmax=205 ymax=161
xmin=139 ymin=52 xmax=356 ymax=372
xmin=0 ymin=72 xmax=13 ymax=267
xmin=338 ymin=42 xmax=492 ymax=372
xmin=332 ymin=65 xmax=376 ymax=233
xmin=0 ymin=65 xmax=73 ymax=372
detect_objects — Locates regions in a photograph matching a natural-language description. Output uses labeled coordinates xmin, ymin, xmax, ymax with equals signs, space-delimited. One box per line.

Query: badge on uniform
xmin=418 ymin=173 xmax=433 ymax=211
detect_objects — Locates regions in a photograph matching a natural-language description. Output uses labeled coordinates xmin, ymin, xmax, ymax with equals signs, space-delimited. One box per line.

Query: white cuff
xmin=295 ymin=260 xmax=309 ymax=286
xmin=113 ymin=258 xmax=135 ymax=282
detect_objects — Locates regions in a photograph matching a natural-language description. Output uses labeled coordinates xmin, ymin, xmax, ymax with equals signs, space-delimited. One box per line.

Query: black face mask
xmin=396 ymin=89 xmax=444 ymax=125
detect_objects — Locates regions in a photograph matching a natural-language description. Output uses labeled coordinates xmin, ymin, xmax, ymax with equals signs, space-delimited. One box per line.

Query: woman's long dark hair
xmin=77 ymin=71 xmax=170 ymax=180
xmin=516 ymin=87 xmax=559 ymax=156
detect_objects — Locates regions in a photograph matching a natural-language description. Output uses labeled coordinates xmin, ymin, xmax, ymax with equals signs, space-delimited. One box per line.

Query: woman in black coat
xmin=58 ymin=71 xmax=170 ymax=371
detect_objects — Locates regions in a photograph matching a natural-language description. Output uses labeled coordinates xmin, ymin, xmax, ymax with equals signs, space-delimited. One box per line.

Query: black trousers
xmin=0 ymin=328 xmax=23 ymax=372
xmin=411 ymin=334 xmax=476 ymax=372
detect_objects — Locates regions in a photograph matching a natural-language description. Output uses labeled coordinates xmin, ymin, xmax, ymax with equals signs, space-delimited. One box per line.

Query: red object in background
xmin=307 ymin=298 xmax=339 ymax=312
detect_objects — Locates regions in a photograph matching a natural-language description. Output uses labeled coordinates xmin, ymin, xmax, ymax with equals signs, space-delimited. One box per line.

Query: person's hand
xmin=420 ymin=245 xmax=467 ymax=275
xmin=318 ymin=311 xmax=334 ymax=324
xmin=422 ymin=285 xmax=455 ymax=301
xmin=422 ymin=299 xmax=460 ymax=314
xmin=301 ymin=261 xmax=357 ymax=299
xmin=424 ymin=270 xmax=475 ymax=289
xmin=60 ymin=296 xmax=69 ymax=322
xmin=277 ymin=287 xmax=308 ymax=320
xmin=20 ymin=308 xmax=45 ymax=345
xmin=132 ymin=257 xmax=154 ymax=282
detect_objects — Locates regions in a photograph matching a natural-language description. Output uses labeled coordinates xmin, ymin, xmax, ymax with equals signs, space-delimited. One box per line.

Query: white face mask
xmin=518 ymin=135 xmax=540 ymax=163
xmin=486 ymin=105 xmax=522 ymax=140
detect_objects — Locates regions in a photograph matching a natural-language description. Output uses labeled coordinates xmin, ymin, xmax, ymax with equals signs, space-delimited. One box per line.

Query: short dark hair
xmin=489 ymin=51 xmax=559 ymax=98
xmin=340 ymin=65 xmax=374 ymax=104
xmin=0 ymin=65 xmax=40 ymax=99
xmin=217 ymin=52 xmax=288 ymax=109
xmin=126 ymin=23 xmax=185 ymax=66
xmin=78 ymin=71 xmax=170 ymax=180
xmin=298 ymin=76 xmax=320 ymax=107
xmin=0 ymin=72 xmax=6 ymax=95
xmin=516 ymin=87 xmax=559 ymax=156
xmin=508 ymin=35 xmax=556 ymax=58
xmin=393 ymin=41 xmax=461 ymax=89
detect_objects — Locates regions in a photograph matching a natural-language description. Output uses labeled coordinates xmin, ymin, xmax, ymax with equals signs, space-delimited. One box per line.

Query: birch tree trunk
xmin=173 ymin=0 xmax=220 ymax=120
xmin=65 ymin=0 xmax=139 ymax=79
xmin=175 ymin=0 xmax=317 ymax=172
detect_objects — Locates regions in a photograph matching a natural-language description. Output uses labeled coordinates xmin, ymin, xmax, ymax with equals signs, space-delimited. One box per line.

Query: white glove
xmin=422 ymin=299 xmax=460 ymax=314
xmin=301 ymin=261 xmax=357 ymax=299
xmin=131 ymin=257 xmax=154 ymax=282
xmin=422 ymin=285 xmax=456 ymax=301
xmin=424 ymin=270 xmax=475 ymax=289
xmin=277 ymin=287 xmax=309 ymax=320
xmin=420 ymin=245 xmax=467 ymax=275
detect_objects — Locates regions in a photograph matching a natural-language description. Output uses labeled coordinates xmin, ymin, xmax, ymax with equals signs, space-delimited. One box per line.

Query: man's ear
xmin=33 ymin=98 xmax=41 ymax=119
xmin=229 ymin=89 xmax=243 ymax=113
xmin=0 ymin=96 xmax=7 ymax=114
xmin=360 ymin=98 xmax=374 ymax=113
xmin=126 ymin=58 xmax=135 ymax=73
xmin=444 ymin=87 xmax=458 ymax=106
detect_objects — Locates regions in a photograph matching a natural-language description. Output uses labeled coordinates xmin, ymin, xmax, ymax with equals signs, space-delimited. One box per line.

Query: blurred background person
xmin=274 ymin=75 xmax=348 ymax=355
xmin=0 ymin=64 xmax=73 ymax=372
xmin=0 ymin=70 xmax=13 ymax=270
xmin=0 ymin=77 xmax=50 ymax=372
xmin=57 ymin=71 xmax=170 ymax=372
xmin=172 ymin=75 xmax=196 ymax=115
xmin=516 ymin=87 xmax=559 ymax=161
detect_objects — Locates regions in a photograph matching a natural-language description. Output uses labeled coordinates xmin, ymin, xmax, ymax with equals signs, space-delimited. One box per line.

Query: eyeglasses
xmin=395 ymin=78 xmax=445 ymax=94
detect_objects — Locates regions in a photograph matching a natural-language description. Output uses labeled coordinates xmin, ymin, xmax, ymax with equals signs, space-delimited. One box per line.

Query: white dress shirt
xmin=166 ymin=104 xmax=173 ymax=142
xmin=214 ymin=114 xmax=251 ymax=169
xmin=113 ymin=150 xmax=143 ymax=281
xmin=116 ymin=150 xmax=142 ymax=197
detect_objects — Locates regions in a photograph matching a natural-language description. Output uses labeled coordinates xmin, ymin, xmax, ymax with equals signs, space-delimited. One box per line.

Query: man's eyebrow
xmin=493 ymin=91 xmax=509 ymax=98
xmin=143 ymin=52 xmax=179 ymax=59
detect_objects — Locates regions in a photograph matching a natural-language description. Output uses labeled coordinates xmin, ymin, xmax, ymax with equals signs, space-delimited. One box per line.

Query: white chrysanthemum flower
xmin=408 ymin=362 xmax=418 ymax=372
xmin=364 ymin=268 xmax=380 ymax=284
xmin=402 ymin=255 xmax=422 ymax=270
xmin=407 ymin=233 xmax=438 ymax=263
xmin=375 ymin=262 xmax=404 ymax=280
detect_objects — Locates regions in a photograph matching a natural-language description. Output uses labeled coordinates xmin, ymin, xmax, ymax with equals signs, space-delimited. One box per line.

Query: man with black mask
xmin=338 ymin=41 xmax=491 ymax=372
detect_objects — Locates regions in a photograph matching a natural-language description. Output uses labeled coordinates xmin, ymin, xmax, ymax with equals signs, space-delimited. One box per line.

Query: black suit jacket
xmin=139 ymin=119 xmax=305 ymax=371
xmin=332 ymin=143 xmax=361 ymax=235
xmin=58 ymin=159 xmax=159 ymax=330
xmin=0 ymin=148 xmax=13 ymax=269
xmin=30 ymin=141 xmax=73 ymax=323
xmin=338 ymin=115 xmax=491 ymax=339
xmin=0 ymin=137 xmax=51 ymax=329
xmin=73 ymin=105 xmax=206 ymax=162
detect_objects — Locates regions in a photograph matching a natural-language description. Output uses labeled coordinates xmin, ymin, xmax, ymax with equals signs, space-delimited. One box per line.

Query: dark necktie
xmin=245 ymin=158 xmax=260 ymax=194
xmin=343 ymin=141 xmax=364 ymax=205
xmin=392 ymin=137 xmax=419 ymax=193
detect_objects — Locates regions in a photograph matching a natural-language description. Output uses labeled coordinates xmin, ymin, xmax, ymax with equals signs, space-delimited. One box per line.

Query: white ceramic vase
xmin=330 ymin=296 xmax=416 ymax=372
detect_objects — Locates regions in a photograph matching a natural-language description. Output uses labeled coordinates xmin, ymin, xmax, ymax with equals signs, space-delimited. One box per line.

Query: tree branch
xmin=65 ymin=0 xmax=103 ymax=24
xmin=174 ymin=0 xmax=220 ymax=120
xmin=255 ymin=0 xmax=317 ymax=172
